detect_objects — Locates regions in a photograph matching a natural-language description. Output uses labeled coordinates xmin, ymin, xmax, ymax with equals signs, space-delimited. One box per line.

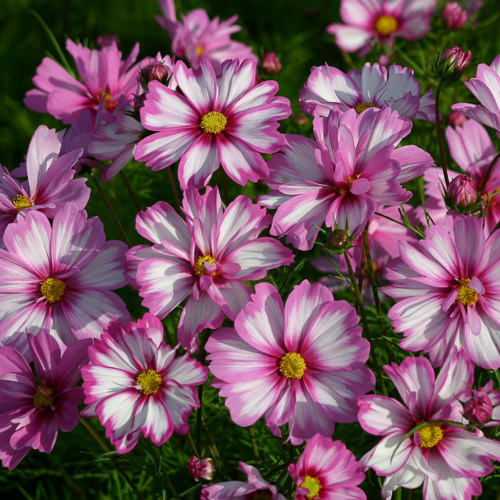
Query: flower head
xmin=262 ymin=52 xmax=282 ymax=74
xmin=188 ymin=456 xmax=216 ymax=482
xmin=81 ymin=314 xmax=207 ymax=453
xmin=446 ymin=174 xmax=478 ymax=209
xmin=206 ymin=280 xmax=374 ymax=444
xmin=443 ymin=2 xmax=468 ymax=30
xmin=460 ymin=381 xmax=500 ymax=426
xmin=436 ymin=47 xmax=471 ymax=80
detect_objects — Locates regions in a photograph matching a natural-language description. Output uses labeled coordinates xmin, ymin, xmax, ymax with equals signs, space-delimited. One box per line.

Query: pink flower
xmin=81 ymin=314 xmax=207 ymax=453
xmin=460 ymin=381 xmax=500 ymax=426
xmin=188 ymin=456 xmax=216 ymax=482
xmin=135 ymin=59 xmax=291 ymax=188
xmin=260 ymin=107 xmax=433 ymax=250
xmin=0 ymin=125 xmax=89 ymax=241
xmin=442 ymin=2 xmax=468 ymax=30
xmin=452 ymin=54 xmax=500 ymax=132
xmin=0 ymin=209 xmax=129 ymax=355
xmin=156 ymin=0 xmax=257 ymax=68
xmin=25 ymin=39 xmax=142 ymax=124
xmin=383 ymin=214 xmax=500 ymax=369
xmin=300 ymin=62 xmax=435 ymax=121
xmin=358 ymin=351 xmax=500 ymax=500
xmin=205 ymin=280 xmax=374 ymax=444
xmin=127 ymin=187 xmax=293 ymax=351
xmin=448 ymin=110 xmax=467 ymax=127
xmin=0 ymin=330 xmax=90 ymax=470
xmin=201 ymin=462 xmax=286 ymax=500
xmin=262 ymin=52 xmax=282 ymax=74
xmin=327 ymin=0 xmax=436 ymax=54
xmin=288 ymin=434 xmax=366 ymax=499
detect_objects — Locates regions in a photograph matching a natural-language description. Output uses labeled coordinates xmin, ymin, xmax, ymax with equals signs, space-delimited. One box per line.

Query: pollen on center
xmin=12 ymin=194 xmax=33 ymax=210
xmin=33 ymin=386 xmax=54 ymax=407
xmin=194 ymin=255 xmax=217 ymax=276
xmin=200 ymin=111 xmax=227 ymax=134
xmin=375 ymin=14 xmax=398 ymax=36
xmin=355 ymin=102 xmax=378 ymax=114
xmin=301 ymin=475 xmax=322 ymax=499
xmin=279 ymin=352 xmax=306 ymax=379
xmin=456 ymin=278 xmax=479 ymax=307
xmin=137 ymin=369 xmax=162 ymax=395
xmin=418 ymin=423 xmax=443 ymax=448
xmin=40 ymin=277 xmax=66 ymax=303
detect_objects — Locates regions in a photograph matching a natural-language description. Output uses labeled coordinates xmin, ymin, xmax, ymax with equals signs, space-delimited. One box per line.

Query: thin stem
xmin=201 ymin=417 xmax=224 ymax=473
xmin=344 ymin=253 xmax=388 ymax=396
xmin=248 ymin=427 xmax=261 ymax=465
xmin=435 ymin=81 xmax=450 ymax=187
xmin=166 ymin=167 xmax=181 ymax=208
xmin=197 ymin=384 xmax=203 ymax=455
xmin=79 ymin=418 xmax=145 ymax=500
xmin=144 ymin=439 xmax=175 ymax=499
xmin=186 ymin=431 xmax=199 ymax=457
xmin=91 ymin=171 xmax=131 ymax=246
xmin=374 ymin=211 xmax=425 ymax=238
xmin=362 ymin=229 xmax=382 ymax=316
xmin=119 ymin=171 xmax=142 ymax=212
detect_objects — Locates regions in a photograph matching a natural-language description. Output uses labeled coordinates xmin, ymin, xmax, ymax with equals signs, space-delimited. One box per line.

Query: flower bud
xmin=442 ymin=2 xmax=468 ymax=30
xmin=262 ymin=52 xmax=282 ymax=74
xmin=435 ymin=46 xmax=471 ymax=80
xmin=446 ymin=174 xmax=478 ymax=209
xmin=463 ymin=387 xmax=493 ymax=425
xmin=448 ymin=110 xmax=467 ymax=127
xmin=293 ymin=113 xmax=310 ymax=127
xmin=188 ymin=456 xmax=216 ymax=482
xmin=141 ymin=62 xmax=172 ymax=87
xmin=327 ymin=229 xmax=349 ymax=250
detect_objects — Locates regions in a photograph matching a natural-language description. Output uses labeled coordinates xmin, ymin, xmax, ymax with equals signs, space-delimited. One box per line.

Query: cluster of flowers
xmin=1 ymin=0 xmax=499 ymax=498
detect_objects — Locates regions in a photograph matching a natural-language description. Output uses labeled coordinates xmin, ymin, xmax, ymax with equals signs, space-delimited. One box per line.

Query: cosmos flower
xmin=0 ymin=208 xmax=129 ymax=355
xmin=260 ymin=107 xmax=433 ymax=250
xmin=201 ymin=462 xmax=286 ymax=500
xmin=327 ymin=0 xmax=436 ymax=55
xmin=0 ymin=330 xmax=90 ymax=470
xmin=0 ymin=125 xmax=89 ymax=241
xmin=383 ymin=214 xmax=500 ymax=369
xmin=205 ymin=280 xmax=374 ymax=444
xmin=127 ymin=187 xmax=293 ymax=351
xmin=135 ymin=59 xmax=291 ymax=189
xmin=288 ymin=434 xmax=366 ymax=499
xmin=300 ymin=62 xmax=435 ymax=121
xmin=81 ymin=314 xmax=207 ymax=453
xmin=358 ymin=351 xmax=500 ymax=500
xmin=156 ymin=0 xmax=257 ymax=68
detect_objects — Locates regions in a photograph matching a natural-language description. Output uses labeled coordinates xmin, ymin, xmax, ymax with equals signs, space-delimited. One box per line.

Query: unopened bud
xmin=141 ymin=62 xmax=171 ymax=87
xmin=446 ymin=174 xmax=478 ymax=209
xmin=188 ymin=456 xmax=215 ymax=482
xmin=262 ymin=52 xmax=282 ymax=74
xmin=448 ymin=110 xmax=467 ymax=127
xmin=327 ymin=229 xmax=349 ymax=250
xmin=464 ymin=388 xmax=493 ymax=425
xmin=442 ymin=2 xmax=468 ymax=30
xmin=435 ymin=46 xmax=471 ymax=80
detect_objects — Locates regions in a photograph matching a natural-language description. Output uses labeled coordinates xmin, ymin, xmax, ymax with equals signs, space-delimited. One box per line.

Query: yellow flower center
xmin=418 ymin=424 xmax=443 ymax=448
xmin=200 ymin=111 xmax=227 ymax=134
xmin=196 ymin=45 xmax=204 ymax=56
xmin=12 ymin=194 xmax=32 ymax=210
xmin=194 ymin=255 xmax=217 ymax=276
xmin=136 ymin=369 xmax=162 ymax=395
xmin=456 ymin=279 xmax=478 ymax=307
xmin=33 ymin=386 xmax=54 ymax=407
xmin=279 ymin=352 xmax=306 ymax=379
xmin=301 ymin=475 xmax=322 ymax=499
xmin=40 ymin=278 xmax=66 ymax=303
xmin=355 ymin=102 xmax=378 ymax=114
xmin=375 ymin=15 xmax=398 ymax=36
xmin=96 ymin=88 xmax=118 ymax=112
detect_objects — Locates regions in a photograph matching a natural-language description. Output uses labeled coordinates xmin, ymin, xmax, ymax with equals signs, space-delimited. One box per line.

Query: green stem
xmin=186 ymin=431 xmax=200 ymax=457
xmin=362 ymin=229 xmax=382 ymax=316
xmin=435 ymin=80 xmax=450 ymax=187
xmin=144 ymin=439 xmax=174 ymax=499
xmin=248 ymin=427 xmax=261 ymax=465
xmin=119 ymin=171 xmax=142 ymax=212
xmin=166 ymin=167 xmax=181 ymax=208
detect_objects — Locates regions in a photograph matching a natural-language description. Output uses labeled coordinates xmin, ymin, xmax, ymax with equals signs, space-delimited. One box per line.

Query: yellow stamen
xmin=279 ymin=352 xmax=306 ymax=379
xmin=418 ymin=423 xmax=443 ymax=448
xmin=194 ymin=255 xmax=217 ymax=276
xmin=200 ymin=111 xmax=227 ymax=134
xmin=12 ymin=194 xmax=32 ymax=210
xmin=136 ymin=369 xmax=162 ymax=395
xmin=375 ymin=15 xmax=398 ymax=36
xmin=96 ymin=88 xmax=118 ymax=112
xmin=33 ymin=386 xmax=54 ymax=407
xmin=456 ymin=278 xmax=478 ymax=307
xmin=301 ymin=475 xmax=322 ymax=499
xmin=40 ymin=278 xmax=66 ymax=303
xmin=196 ymin=45 xmax=204 ymax=56
xmin=355 ymin=102 xmax=378 ymax=114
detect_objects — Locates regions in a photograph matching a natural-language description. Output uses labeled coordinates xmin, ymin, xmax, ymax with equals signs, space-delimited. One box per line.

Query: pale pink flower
xmin=383 ymin=214 xmax=500 ymax=369
xmin=300 ymin=62 xmax=435 ymax=121
xmin=201 ymin=462 xmax=286 ymax=500
xmin=135 ymin=59 xmax=291 ymax=188
xmin=0 ymin=209 xmax=129 ymax=355
xmin=0 ymin=125 xmax=89 ymax=241
xmin=260 ymin=107 xmax=433 ymax=250
xmin=327 ymin=0 xmax=436 ymax=55
xmin=358 ymin=351 xmax=500 ymax=500
xmin=81 ymin=314 xmax=207 ymax=453
xmin=156 ymin=0 xmax=257 ymax=68
xmin=206 ymin=280 xmax=374 ymax=444
xmin=288 ymin=434 xmax=366 ymax=499
xmin=126 ymin=187 xmax=293 ymax=351
xmin=0 ymin=330 xmax=90 ymax=470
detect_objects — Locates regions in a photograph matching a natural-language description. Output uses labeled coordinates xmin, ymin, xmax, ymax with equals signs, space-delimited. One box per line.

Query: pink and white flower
xmin=0 ymin=209 xmax=129 ymax=355
xmin=260 ymin=107 xmax=433 ymax=250
xmin=327 ymin=0 xmax=436 ymax=55
xmin=0 ymin=330 xmax=90 ymax=470
xmin=135 ymin=59 xmax=291 ymax=188
xmin=358 ymin=351 xmax=500 ymax=500
xmin=0 ymin=125 xmax=89 ymax=240
xmin=205 ymin=280 xmax=374 ymax=444
xmin=25 ymin=39 xmax=142 ymax=125
xmin=127 ymin=187 xmax=293 ymax=351
xmin=288 ymin=434 xmax=366 ymax=499
xmin=300 ymin=62 xmax=435 ymax=121
xmin=81 ymin=314 xmax=207 ymax=453
xmin=383 ymin=214 xmax=500 ymax=369
xmin=156 ymin=0 xmax=257 ymax=68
